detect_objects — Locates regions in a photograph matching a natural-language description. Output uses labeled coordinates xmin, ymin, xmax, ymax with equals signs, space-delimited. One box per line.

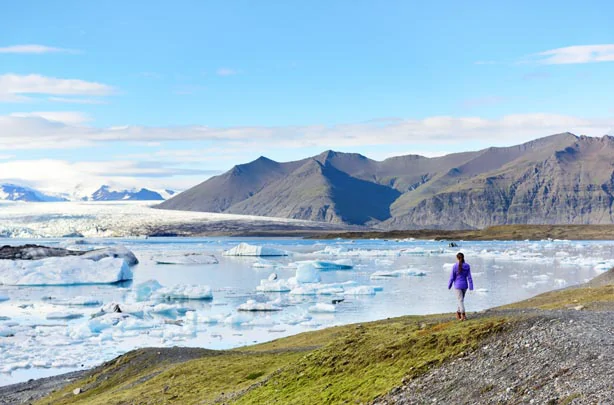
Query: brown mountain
xmin=158 ymin=133 xmax=614 ymax=229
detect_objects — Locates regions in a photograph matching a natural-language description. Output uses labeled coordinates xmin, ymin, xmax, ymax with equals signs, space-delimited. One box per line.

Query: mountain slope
xmin=0 ymin=184 xmax=67 ymax=202
xmin=88 ymin=185 xmax=170 ymax=201
xmin=226 ymin=158 xmax=401 ymax=225
xmin=158 ymin=133 xmax=614 ymax=229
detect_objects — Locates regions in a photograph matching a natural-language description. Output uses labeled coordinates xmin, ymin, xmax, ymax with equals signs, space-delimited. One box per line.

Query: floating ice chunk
xmin=317 ymin=287 xmax=344 ymax=295
xmin=0 ymin=256 xmax=132 ymax=285
xmin=308 ymin=303 xmax=336 ymax=313
xmin=256 ymin=278 xmax=292 ymax=292
xmin=312 ymin=259 xmax=353 ymax=270
xmin=509 ymin=274 xmax=519 ymax=279
xmin=45 ymin=296 xmax=102 ymax=306
xmin=593 ymin=261 xmax=614 ymax=272
xmin=523 ymin=282 xmax=537 ymax=289
xmin=290 ymin=286 xmax=319 ymax=295
xmin=81 ymin=246 xmax=139 ymax=266
xmin=554 ymin=279 xmax=568 ymax=287
xmin=154 ymin=285 xmax=213 ymax=300
xmin=474 ymin=288 xmax=489 ymax=294
xmin=237 ymin=299 xmax=282 ymax=312
xmin=555 ymin=251 xmax=570 ymax=257
xmin=153 ymin=253 xmax=218 ymax=265
xmin=87 ymin=312 xmax=127 ymax=333
xmin=150 ymin=303 xmax=180 ymax=318
xmin=223 ymin=312 xmax=252 ymax=325
xmin=201 ymin=314 xmax=225 ymax=324
xmin=46 ymin=312 xmax=83 ymax=320
xmin=248 ymin=316 xmax=277 ymax=327
xmin=0 ymin=294 xmax=8 ymax=302
xmin=533 ymin=274 xmax=550 ymax=281
xmin=252 ymin=260 xmax=278 ymax=268
xmin=370 ymin=268 xmax=426 ymax=279
xmin=223 ymin=243 xmax=288 ymax=257
xmin=134 ymin=280 xmax=164 ymax=301
xmin=295 ymin=263 xmax=321 ymax=283
xmin=0 ymin=325 xmax=15 ymax=337
xmin=343 ymin=286 xmax=376 ymax=295
xmin=375 ymin=259 xmax=394 ymax=266
xmin=393 ymin=268 xmax=428 ymax=277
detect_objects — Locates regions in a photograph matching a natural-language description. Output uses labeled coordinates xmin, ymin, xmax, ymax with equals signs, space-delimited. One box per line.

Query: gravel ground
xmin=373 ymin=308 xmax=614 ymax=405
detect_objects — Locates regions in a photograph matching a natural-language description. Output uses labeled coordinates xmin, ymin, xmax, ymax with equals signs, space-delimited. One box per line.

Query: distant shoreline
xmin=304 ymin=224 xmax=614 ymax=241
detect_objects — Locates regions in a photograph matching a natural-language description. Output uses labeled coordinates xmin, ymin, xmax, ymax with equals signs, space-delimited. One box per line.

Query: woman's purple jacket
xmin=448 ymin=262 xmax=474 ymax=290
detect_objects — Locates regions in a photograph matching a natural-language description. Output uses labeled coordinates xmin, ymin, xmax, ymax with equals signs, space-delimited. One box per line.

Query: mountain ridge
xmin=158 ymin=133 xmax=614 ymax=229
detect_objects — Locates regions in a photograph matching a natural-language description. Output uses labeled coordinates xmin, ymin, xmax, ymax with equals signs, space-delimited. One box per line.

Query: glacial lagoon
xmin=0 ymin=236 xmax=611 ymax=386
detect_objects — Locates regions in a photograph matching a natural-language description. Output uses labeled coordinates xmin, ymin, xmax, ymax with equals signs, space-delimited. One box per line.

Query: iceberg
xmin=152 ymin=253 xmax=218 ymax=265
xmin=256 ymin=279 xmax=292 ymax=292
xmin=0 ymin=256 xmax=133 ymax=285
xmin=370 ymin=268 xmax=427 ymax=279
xmin=237 ymin=299 xmax=282 ymax=312
xmin=134 ymin=280 xmax=164 ymax=301
xmin=0 ymin=294 xmax=8 ymax=302
xmin=223 ymin=243 xmax=288 ymax=257
xmin=312 ymin=259 xmax=353 ymax=270
xmin=343 ymin=286 xmax=376 ymax=295
xmin=295 ymin=263 xmax=321 ymax=283
xmin=308 ymin=303 xmax=336 ymax=313
xmin=154 ymin=284 xmax=213 ymax=300
xmin=46 ymin=312 xmax=83 ymax=320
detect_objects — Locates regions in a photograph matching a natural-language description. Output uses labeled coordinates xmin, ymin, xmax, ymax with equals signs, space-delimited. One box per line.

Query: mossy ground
xmin=38 ymin=273 xmax=614 ymax=405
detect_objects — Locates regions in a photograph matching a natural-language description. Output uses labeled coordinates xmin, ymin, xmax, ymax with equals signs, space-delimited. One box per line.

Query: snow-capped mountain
xmin=0 ymin=184 xmax=68 ymax=202
xmin=87 ymin=185 xmax=175 ymax=201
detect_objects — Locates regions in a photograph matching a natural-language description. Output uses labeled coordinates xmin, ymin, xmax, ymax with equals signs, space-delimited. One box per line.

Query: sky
xmin=1 ymin=0 xmax=613 ymax=196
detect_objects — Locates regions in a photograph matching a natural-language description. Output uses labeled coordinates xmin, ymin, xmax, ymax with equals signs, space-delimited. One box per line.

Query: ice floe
xmin=237 ymin=299 xmax=282 ymax=312
xmin=223 ymin=243 xmax=288 ymax=257
xmin=154 ymin=285 xmax=213 ymax=301
xmin=311 ymin=259 xmax=353 ymax=270
xmin=0 ymin=256 xmax=132 ymax=285
xmin=370 ymin=268 xmax=427 ymax=279
xmin=308 ymin=303 xmax=336 ymax=313
xmin=152 ymin=253 xmax=218 ymax=265
xmin=295 ymin=263 xmax=321 ymax=283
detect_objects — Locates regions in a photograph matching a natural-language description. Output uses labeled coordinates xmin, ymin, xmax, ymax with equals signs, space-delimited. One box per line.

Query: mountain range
xmin=158 ymin=132 xmax=614 ymax=229
xmin=0 ymin=184 xmax=175 ymax=202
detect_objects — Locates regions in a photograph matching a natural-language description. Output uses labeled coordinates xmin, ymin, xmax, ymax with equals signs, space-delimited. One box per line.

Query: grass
xmin=38 ymin=272 xmax=614 ymax=405
xmin=38 ymin=316 xmax=508 ymax=405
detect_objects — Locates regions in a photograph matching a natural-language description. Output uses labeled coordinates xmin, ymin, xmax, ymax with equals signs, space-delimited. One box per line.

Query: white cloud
xmin=216 ymin=68 xmax=238 ymax=76
xmin=48 ymin=96 xmax=107 ymax=105
xmin=0 ymin=74 xmax=115 ymax=102
xmin=10 ymin=111 xmax=90 ymax=125
xmin=0 ymin=44 xmax=74 ymax=54
xmin=529 ymin=44 xmax=614 ymax=65
xmin=0 ymin=112 xmax=611 ymax=152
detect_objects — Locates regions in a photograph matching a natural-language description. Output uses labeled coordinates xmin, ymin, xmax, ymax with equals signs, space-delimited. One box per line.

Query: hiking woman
xmin=448 ymin=252 xmax=473 ymax=320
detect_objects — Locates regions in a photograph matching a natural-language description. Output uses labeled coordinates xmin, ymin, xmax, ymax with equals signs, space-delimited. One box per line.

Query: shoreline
xmin=3 ymin=268 xmax=612 ymax=404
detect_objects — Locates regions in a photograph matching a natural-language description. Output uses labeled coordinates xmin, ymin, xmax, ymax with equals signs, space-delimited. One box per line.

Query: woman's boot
xmin=456 ymin=311 xmax=461 ymax=320
xmin=461 ymin=312 xmax=467 ymax=321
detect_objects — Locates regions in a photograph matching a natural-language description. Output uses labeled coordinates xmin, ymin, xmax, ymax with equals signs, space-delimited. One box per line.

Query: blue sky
xmin=1 ymin=0 xmax=613 ymax=195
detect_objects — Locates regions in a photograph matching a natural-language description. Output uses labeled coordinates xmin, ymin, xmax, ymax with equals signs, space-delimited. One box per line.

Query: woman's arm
xmin=448 ymin=264 xmax=456 ymax=289
xmin=467 ymin=264 xmax=474 ymax=290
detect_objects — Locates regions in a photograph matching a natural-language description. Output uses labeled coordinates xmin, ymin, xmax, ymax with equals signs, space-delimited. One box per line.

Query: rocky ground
xmin=373 ymin=307 xmax=614 ymax=405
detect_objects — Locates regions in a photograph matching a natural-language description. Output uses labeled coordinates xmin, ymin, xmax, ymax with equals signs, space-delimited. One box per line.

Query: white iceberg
xmin=237 ymin=299 xmax=282 ymax=312
xmin=370 ymin=268 xmax=427 ymax=279
xmin=134 ymin=280 xmax=164 ymax=301
xmin=295 ymin=263 xmax=321 ymax=283
xmin=152 ymin=253 xmax=218 ymax=265
xmin=43 ymin=296 xmax=102 ymax=306
xmin=312 ymin=259 xmax=353 ymax=270
xmin=223 ymin=243 xmax=288 ymax=257
xmin=154 ymin=284 xmax=213 ymax=300
xmin=256 ymin=279 xmax=292 ymax=292
xmin=308 ymin=303 xmax=336 ymax=313
xmin=0 ymin=256 xmax=132 ymax=285
xmin=343 ymin=286 xmax=376 ymax=295
xmin=46 ymin=312 xmax=83 ymax=320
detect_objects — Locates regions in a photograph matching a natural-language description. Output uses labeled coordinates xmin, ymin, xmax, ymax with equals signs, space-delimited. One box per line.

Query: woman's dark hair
xmin=456 ymin=252 xmax=465 ymax=275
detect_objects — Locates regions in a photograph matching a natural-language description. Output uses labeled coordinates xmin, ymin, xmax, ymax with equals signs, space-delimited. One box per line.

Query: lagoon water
xmin=0 ymin=236 xmax=611 ymax=386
